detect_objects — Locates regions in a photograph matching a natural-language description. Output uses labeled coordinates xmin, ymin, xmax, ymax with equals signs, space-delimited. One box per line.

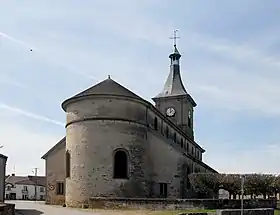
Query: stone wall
xmin=88 ymin=197 xmax=276 ymax=210
xmin=217 ymin=208 xmax=274 ymax=215
xmin=65 ymin=120 xmax=149 ymax=208
xmin=0 ymin=203 xmax=15 ymax=215
xmin=0 ymin=155 xmax=7 ymax=202
xmin=147 ymin=129 xmax=195 ymax=198
xmin=45 ymin=142 xmax=66 ymax=205
xmin=65 ymin=96 xmax=151 ymax=208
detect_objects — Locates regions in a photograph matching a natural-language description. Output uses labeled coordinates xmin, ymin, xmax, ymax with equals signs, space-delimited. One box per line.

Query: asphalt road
xmin=7 ymin=201 xmax=102 ymax=215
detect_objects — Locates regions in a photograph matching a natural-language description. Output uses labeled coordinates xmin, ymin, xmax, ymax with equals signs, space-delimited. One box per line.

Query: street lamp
xmin=240 ymin=175 xmax=245 ymax=215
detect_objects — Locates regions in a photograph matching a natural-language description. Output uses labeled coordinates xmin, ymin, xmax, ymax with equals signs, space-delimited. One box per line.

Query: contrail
xmin=0 ymin=31 xmax=96 ymax=80
xmin=0 ymin=31 xmax=30 ymax=48
xmin=0 ymin=103 xmax=64 ymax=127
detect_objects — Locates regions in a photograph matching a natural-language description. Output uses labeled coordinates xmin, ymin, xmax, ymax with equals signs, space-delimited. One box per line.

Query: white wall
xmin=6 ymin=183 xmax=45 ymax=200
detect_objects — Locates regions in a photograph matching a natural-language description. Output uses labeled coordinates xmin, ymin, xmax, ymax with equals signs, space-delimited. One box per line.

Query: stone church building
xmin=42 ymin=44 xmax=217 ymax=207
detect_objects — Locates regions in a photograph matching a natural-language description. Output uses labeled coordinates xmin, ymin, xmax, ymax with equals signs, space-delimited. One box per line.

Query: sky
xmin=0 ymin=0 xmax=280 ymax=176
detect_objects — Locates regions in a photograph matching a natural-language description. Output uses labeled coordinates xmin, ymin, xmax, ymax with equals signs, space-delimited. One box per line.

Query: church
xmin=42 ymin=43 xmax=217 ymax=207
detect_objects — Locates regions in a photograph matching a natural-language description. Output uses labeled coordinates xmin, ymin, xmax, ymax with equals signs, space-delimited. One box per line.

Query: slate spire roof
xmin=154 ymin=45 xmax=188 ymax=98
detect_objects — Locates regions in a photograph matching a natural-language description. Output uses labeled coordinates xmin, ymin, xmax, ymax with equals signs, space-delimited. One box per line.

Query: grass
xmin=151 ymin=209 xmax=216 ymax=215
xmin=79 ymin=208 xmax=216 ymax=215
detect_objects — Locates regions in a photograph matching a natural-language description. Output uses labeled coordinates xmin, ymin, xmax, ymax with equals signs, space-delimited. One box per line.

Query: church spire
xmin=153 ymin=30 xmax=188 ymax=98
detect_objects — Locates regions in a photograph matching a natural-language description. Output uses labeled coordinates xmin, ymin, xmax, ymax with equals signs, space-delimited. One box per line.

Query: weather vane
xmin=169 ymin=30 xmax=180 ymax=47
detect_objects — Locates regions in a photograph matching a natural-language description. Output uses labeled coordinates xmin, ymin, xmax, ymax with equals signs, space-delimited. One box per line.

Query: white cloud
xmin=0 ymin=31 xmax=31 ymax=49
xmin=69 ymin=7 xmax=280 ymax=117
xmin=0 ymin=122 xmax=61 ymax=176
xmin=0 ymin=103 xmax=64 ymax=126
xmin=190 ymin=32 xmax=280 ymax=73
xmin=0 ymin=31 xmax=95 ymax=80
xmin=204 ymin=143 xmax=280 ymax=174
xmin=189 ymin=68 xmax=280 ymax=116
xmin=0 ymin=74 xmax=27 ymax=89
xmin=0 ymin=104 xmax=64 ymax=175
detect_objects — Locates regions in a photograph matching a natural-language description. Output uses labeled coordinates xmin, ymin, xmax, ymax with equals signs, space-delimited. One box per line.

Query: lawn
xmin=82 ymin=208 xmax=216 ymax=215
xmin=151 ymin=209 xmax=216 ymax=215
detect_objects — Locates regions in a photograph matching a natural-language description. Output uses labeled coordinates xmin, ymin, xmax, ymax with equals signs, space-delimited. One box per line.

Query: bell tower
xmin=152 ymin=30 xmax=197 ymax=140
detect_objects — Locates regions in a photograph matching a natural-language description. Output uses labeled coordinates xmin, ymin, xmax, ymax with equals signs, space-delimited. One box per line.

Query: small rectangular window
xmin=56 ymin=182 xmax=64 ymax=195
xmin=159 ymin=183 xmax=168 ymax=198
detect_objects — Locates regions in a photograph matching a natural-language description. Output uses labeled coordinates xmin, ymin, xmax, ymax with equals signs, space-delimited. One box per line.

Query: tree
xmin=189 ymin=173 xmax=280 ymax=199
xmin=189 ymin=173 xmax=220 ymax=196
xmin=220 ymin=174 xmax=241 ymax=199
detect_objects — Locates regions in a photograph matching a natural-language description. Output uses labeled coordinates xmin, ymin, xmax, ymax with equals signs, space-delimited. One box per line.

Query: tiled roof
xmin=41 ymin=136 xmax=66 ymax=159
xmin=5 ymin=175 xmax=46 ymax=187
xmin=28 ymin=176 xmax=46 ymax=187
xmin=5 ymin=175 xmax=28 ymax=185
xmin=15 ymin=179 xmax=35 ymax=185
xmin=62 ymin=77 xmax=142 ymax=111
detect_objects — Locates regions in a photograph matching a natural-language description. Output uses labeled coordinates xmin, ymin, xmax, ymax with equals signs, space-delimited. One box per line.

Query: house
xmin=0 ymin=154 xmax=7 ymax=202
xmin=5 ymin=174 xmax=46 ymax=200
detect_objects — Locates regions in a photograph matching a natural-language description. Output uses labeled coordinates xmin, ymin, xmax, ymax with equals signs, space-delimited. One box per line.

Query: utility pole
xmin=240 ymin=175 xmax=245 ymax=215
xmin=33 ymin=168 xmax=38 ymax=201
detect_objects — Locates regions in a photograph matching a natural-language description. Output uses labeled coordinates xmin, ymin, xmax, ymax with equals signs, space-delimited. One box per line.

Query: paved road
xmin=7 ymin=201 xmax=102 ymax=215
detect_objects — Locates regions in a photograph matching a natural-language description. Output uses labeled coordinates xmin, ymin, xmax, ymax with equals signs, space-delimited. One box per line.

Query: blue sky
xmin=1 ymin=0 xmax=280 ymax=175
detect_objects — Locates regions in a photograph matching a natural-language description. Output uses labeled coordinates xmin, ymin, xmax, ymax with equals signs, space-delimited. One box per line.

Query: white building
xmin=5 ymin=174 xmax=46 ymax=200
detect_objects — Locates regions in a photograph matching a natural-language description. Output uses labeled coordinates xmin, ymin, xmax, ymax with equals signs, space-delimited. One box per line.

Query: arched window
xmin=154 ymin=117 xmax=158 ymax=131
xmin=181 ymin=138 xmax=184 ymax=148
xmin=173 ymin=132 xmax=177 ymax=143
xmin=188 ymin=110 xmax=192 ymax=128
xmin=113 ymin=149 xmax=129 ymax=179
xmin=65 ymin=151 xmax=71 ymax=178
xmin=165 ymin=126 xmax=169 ymax=138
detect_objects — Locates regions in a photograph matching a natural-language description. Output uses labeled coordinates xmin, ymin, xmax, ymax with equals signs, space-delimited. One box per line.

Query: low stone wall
xmin=88 ymin=197 xmax=276 ymax=210
xmin=45 ymin=195 xmax=65 ymax=206
xmin=216 ymin=208 xmax=274 ymax=215
xmin=0 ymin=203 xmax=15 ymax=215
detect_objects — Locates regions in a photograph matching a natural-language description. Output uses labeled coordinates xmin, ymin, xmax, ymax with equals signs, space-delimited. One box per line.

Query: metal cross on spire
xmin=169 ymin=30 xmax=180 ymax=47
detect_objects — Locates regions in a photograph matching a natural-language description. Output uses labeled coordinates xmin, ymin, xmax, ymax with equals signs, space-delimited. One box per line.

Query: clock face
xmin=166 ymin=107 xmax=176 ymax=117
